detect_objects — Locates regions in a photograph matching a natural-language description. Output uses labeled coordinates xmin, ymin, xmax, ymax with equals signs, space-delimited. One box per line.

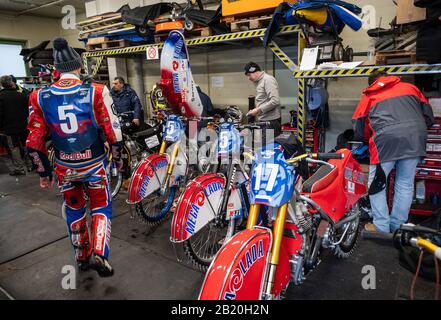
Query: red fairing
xmin=160 ymin=70 xmax=180 ymax=106
xmin=127 ymin=153 xmax=169 ymax=204
xmin=199 ymin=228 xmax=272 ymax=300
xmin=305 ymin=149 xmax=367 ymax=222
xmin=273 ymin=222 xmax=303 ymax=296
xmin=159 ymin=69 xmax=200 ymax=117
xmin=171 ymin=173 xmax=226 ymax=242
xmin=26 ymin=90 xmax=49 ymax=155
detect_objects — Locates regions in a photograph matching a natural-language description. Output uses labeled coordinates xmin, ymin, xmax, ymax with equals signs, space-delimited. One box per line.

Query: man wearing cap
xmin=26 ymin=37 xmax=123 ymax=277
xmin=245 ymin=62 xmax=282 ymax=142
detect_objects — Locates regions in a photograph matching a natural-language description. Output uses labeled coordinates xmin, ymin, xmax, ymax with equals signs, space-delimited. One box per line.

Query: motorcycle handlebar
xmin=132 ymin=125 xmax=161 ymax=139
xmin=239 ymin=122 xmax=270 ymax=130
xmin=317 ymin=153 xmax=345 ymax=160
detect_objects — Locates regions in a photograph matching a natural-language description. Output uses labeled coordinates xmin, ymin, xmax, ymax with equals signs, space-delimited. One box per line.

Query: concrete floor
xmin=0 ymin=158 xmax=438 ymax=300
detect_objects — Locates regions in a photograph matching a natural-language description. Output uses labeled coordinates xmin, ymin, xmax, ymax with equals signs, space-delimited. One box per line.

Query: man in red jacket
xmin=353 ymin=71 xmax=434 ymax=233
xmin=26 ymin=37 xmax=123 ymax=276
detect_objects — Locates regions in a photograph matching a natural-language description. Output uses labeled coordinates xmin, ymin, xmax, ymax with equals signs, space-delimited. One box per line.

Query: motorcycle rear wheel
xmin=333 ymin=203 xmax=361 ymax=258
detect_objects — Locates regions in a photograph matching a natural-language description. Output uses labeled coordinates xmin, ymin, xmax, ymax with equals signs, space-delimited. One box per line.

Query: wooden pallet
xmin=228 ymin=15 xmax=272 ymax=32
xmin=154 ymin=27 xmax=212 ymax=43
xmin=375 ymin=50 xmax=418 ymax=65
xmin=187 ymin=27 xmax=212 ymax=38
xmin=87 ymin=39 xmax=132 ymax=51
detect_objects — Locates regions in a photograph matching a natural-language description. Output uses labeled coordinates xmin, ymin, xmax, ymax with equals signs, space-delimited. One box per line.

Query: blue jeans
xmin=368 ymin=158 xmax=420 ymax=233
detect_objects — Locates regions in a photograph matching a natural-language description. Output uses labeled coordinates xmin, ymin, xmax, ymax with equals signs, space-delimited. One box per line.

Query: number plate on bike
xmin=250 ymin=144 xmax=295 ymax=207
xmin=145 ymin=135 xmax=160 ymax=149
xmin=163 ymin=115 xmax=184 ymax=142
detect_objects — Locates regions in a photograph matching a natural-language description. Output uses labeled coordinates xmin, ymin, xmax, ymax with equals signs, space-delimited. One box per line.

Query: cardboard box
xmin=397 ymin=0 xmax=426 ymax=24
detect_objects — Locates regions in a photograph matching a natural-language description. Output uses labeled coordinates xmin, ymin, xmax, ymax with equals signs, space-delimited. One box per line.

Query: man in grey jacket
xmin=245 ymin=62 xmax=282 ymax=142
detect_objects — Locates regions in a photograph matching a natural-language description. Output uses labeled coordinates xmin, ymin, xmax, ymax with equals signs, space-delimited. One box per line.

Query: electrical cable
xmin=410 ymin=250 xmax=424 ymax=300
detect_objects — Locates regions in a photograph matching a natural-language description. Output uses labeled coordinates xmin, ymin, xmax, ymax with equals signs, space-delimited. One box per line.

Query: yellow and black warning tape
xmin=267 ymin=41 xmax=296 ymax=71
xmin=297 ymin=78 xmax=305 ymax=146
xmin=82 ymin=25 xmax=301 ymax=59
xmin=92 ymin=56 xmax=105 ymax=76
xmin=294 ymin=64 xmax=441 ymax=78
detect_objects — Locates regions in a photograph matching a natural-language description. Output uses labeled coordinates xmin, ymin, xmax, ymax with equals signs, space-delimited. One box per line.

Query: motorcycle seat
xmin=302 ymin=164 xmax=338 ymax=193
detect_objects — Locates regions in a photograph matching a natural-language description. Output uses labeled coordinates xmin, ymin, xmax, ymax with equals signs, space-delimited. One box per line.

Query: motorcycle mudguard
xmin=171 ymin=173 xmax=226 ymax=242
xmin=199 ymin=227 xmax=272 ymax=300
xmin=127 ymin=153 xmax=169 ymax=204
xmin=226 ymin=186 xmax=243 ymax=220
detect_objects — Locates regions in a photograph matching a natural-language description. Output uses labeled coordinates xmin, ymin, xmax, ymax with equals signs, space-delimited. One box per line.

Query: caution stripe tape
xmin=294 ymin=64 xmax=441 ymax=78
xmin=267 ymin=40 xmax=297 ymax=72
xmin=297 ymin=78 xmax=305 ymax=145
xmin=83 ymin=25 xmax=301 ymax=58
xmin=92 ymin=56 xmax=104 ymax=76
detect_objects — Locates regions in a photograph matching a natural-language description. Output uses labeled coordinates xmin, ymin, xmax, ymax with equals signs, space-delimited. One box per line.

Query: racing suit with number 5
xmin=26 ymin=73 xmax=123 ymax=265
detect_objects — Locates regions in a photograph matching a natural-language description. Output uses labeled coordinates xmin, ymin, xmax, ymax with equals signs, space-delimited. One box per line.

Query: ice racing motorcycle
xmin=199 ymin=146 xmax=366 ymax=300
xmin=170 ymin=120 xmax=269 ymax=270
xmin=126 ymin=114 xmax=203 ymax=226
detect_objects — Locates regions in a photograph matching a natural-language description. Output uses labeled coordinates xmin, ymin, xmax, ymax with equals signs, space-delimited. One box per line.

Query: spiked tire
xmin=333 ymin=203 xmax=361 ymax=259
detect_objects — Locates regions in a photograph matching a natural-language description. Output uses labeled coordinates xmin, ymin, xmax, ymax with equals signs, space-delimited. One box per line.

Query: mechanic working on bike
xmin=111 ymin=76 xmax=144 ymax=128
xmin=352 ymin=71 xmax=434 ymax=234
xmin=26 ymin=37 xmax=123 ymax=277
xmin=244 ymin=61 xmax=282 ymax=144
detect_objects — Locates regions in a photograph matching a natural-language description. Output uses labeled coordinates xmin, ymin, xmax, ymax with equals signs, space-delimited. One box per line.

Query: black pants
xmin=260 ymin=118 xmax=281 ymax=146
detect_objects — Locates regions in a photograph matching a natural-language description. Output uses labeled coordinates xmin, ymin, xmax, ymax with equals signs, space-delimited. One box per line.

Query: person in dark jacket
xmin=197 ymin=86 xmax=214 ymax=127
xmin=352 ymin=71 xmax=434 ymax=233
xmin=0 ymin=75 xmax=30 ymax=175
xmin=111 ymin=77 xmax=143 ymax=127
xmin=10 ymin=75 xmax=30 ymax=98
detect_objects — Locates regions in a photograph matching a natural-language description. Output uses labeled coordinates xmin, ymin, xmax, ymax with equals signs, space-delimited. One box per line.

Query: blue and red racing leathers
xmin=26 ymin=73 xmax=123 ymax=263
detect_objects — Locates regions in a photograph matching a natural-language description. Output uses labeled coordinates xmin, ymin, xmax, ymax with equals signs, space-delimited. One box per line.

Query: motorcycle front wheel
xmin=184 ymin=216 xmax=236 ymax=272
xmin=135 ymin=186 xmax=176 ymax=226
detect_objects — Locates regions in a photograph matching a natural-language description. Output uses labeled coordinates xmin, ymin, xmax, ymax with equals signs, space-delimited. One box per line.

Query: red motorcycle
xmin=199 ymin=146 xmax=367 ymax=300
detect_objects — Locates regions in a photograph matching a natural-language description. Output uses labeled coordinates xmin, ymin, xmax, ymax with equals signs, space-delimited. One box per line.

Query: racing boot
xmin=91 ymin=254 xmax=114 ymax=277
xmin=77 ymin=255 xmax=92 ymax=272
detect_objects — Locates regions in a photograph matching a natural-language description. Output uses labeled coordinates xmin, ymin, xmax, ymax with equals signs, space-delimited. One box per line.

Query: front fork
xmin=247 ymin=202 xmax=288 ymax=298
xmin=160 ymin=141 xmax=180 ymax=195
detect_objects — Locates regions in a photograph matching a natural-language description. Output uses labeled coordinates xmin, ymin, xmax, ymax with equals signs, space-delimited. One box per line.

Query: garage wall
xmin=122 ymin=1 xmax=397 ymax=149
xmin=0 ymin=12 xmax=86 ymax=51
xmin=324 ymin=0 xmax=397 ymax=150
xmin=0 ymin=13 xmax=61 ymax=48
xmin=126 ymin=45 xmax=275 ymax=121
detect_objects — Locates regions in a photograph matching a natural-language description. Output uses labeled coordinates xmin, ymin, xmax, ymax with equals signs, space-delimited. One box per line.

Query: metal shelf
xmin=294 ymin=63 xmax=441 ymax=79
xmin=82 ymin=25 xmax=301 ymax=59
